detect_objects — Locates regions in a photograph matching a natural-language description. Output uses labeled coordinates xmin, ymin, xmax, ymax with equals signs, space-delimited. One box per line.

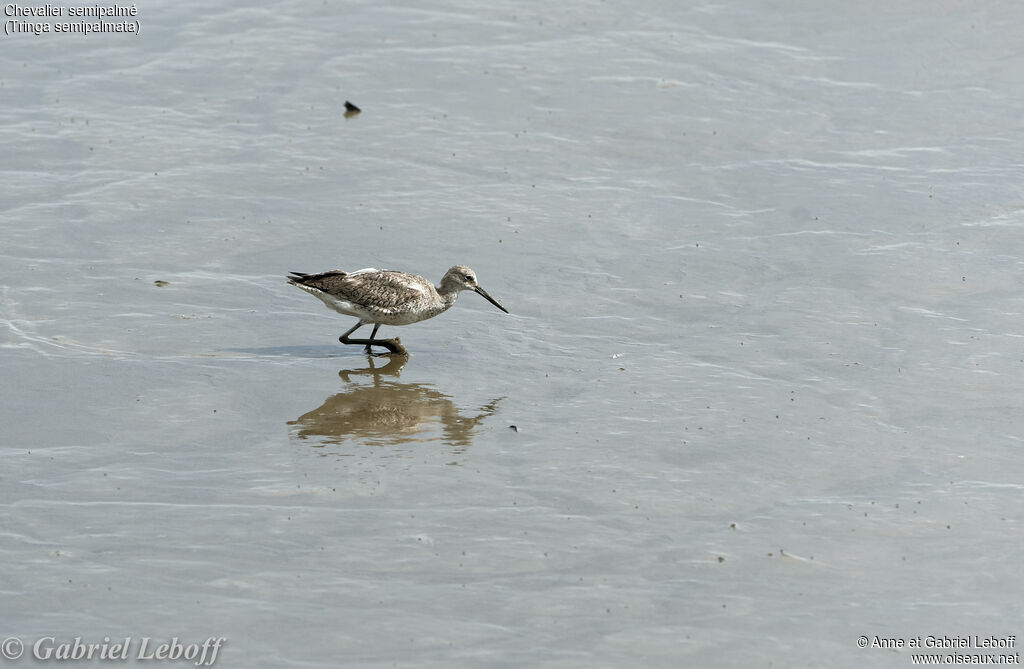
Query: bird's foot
xmin=342 ymin=336 xmax=407 ymax=356
xmin=374 ymin=337 xmax=407 ymax=356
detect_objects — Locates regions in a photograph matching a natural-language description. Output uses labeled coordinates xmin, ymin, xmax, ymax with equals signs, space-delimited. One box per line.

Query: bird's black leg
xmin=339 ymin=321 xmax=407 ymax=355
xmin=339 ymin=321 xmax=364 ymax=344
xmin=364 ymin=323 xmax=381 ymax=353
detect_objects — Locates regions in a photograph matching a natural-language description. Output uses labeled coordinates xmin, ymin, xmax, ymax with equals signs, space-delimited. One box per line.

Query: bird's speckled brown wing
xmin=287 ymin=269 xmax=431 ymax=312
xmin=288 ymin=270 xmax=353 ymax=295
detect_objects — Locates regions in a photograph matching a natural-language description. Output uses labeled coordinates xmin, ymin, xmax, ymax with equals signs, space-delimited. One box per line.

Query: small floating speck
xmin=153 ymin=280 xmax=169 ymax=287
xmin=509 ymin=425 xmax=518 ymax=432
xmin=344 ymin=100 xmax=361 ymax=117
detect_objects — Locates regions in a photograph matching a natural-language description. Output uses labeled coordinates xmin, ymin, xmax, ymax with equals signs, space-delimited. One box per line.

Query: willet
xmin=287 ymin=265 xmax=508 ymax=355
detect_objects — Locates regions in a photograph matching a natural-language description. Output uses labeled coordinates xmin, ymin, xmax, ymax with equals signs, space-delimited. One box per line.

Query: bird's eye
xmin=464 ymin=274 xmax=474 ymax=282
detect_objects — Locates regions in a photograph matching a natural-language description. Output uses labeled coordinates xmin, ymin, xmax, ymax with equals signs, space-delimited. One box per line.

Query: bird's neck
xmin=436 ymin=283 xmax=460 ymax=307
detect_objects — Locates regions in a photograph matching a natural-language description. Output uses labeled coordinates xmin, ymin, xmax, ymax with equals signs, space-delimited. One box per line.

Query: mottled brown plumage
xmin=287 ymin=265 xmax=508 ymax=353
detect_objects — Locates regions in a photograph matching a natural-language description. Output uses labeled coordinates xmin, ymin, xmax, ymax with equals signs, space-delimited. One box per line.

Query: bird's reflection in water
xmin=288 ymin=355 xmax=502 ymax=457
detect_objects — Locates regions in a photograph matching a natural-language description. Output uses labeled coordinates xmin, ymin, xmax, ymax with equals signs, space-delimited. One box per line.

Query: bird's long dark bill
xmin=474 ymin=286 xmax=509 ymax=313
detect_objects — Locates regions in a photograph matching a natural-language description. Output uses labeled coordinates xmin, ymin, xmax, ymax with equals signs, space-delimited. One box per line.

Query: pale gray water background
xmin=2 ymin=1 xmax=1023 ymax=667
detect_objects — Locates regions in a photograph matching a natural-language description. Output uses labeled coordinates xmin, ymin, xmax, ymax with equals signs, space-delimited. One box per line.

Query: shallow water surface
xmin=2 ymin=1 xmax=1023 ymax=667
